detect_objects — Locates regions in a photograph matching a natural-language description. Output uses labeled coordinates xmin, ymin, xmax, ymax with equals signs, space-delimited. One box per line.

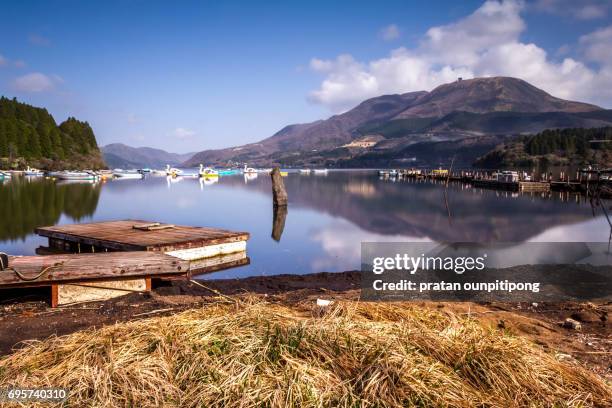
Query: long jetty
xmin=382 ymin=168 xmax=612 ymax=197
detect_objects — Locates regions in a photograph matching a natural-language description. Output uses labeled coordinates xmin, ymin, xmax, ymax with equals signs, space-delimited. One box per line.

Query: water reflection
xmin=0 ymin=176 xmax=101 ymax=241
xmin=221 ymin=172 xmax=602 ymax=243
xmin=0 ymin=171 xmax=608 ymax=279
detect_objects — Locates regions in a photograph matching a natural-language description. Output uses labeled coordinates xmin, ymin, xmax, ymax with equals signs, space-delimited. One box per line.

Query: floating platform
xmin=36 ymin=219 xmax=249 ymax=253
xmin=2 ymin=220 xmax=250 ymax=306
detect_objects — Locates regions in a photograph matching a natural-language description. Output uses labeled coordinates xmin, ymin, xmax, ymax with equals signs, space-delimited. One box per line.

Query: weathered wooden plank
xmin=55 ymin=278 xmax=148 ymax=306
xmin=35 ymin=220 xmax=250 ymax=253
xmin=1 ymin=252 xmax=188 ymax=288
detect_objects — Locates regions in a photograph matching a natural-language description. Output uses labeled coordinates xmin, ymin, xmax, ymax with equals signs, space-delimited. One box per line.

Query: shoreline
xmin=0 ymin=270 xmax=609 ymax=379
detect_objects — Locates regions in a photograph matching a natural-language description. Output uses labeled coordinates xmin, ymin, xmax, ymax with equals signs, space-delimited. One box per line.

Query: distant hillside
xmin=474 ymin=127 xmax=612 ymax=168
xmin=184 ymin=77 xmax=605 ymax=168
xmin=0 ymin=96 xmax=105 ymax=170
xmin=102 ymin=143 xmax=194 ymax=169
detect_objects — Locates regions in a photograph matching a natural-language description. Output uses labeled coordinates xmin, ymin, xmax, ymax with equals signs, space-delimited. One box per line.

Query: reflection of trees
xmin=0 ymin=178 xmax=101 ymax=240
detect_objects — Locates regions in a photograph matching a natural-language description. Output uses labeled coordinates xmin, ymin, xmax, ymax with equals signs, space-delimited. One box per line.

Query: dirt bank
xmin=0 ymin=271 xmax=609 ymax=379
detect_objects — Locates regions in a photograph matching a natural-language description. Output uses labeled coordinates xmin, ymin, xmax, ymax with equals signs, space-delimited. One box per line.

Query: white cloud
xmin=11 ymin=72 xmax=60 ymax=92
xmin=173 ymin=127 xmax=196 ymax=139
xmin=580 ymin=26 xmax=612 ymax=65
xmin=533 ymin=0 xmax=609 ymax=20
xmin=380 ymin=24 xmax=400 ymax=41
xmin=308 ymin=0 xmax=612 ymax=112
xmin=13 ymin=60 xmax=26 ymax=68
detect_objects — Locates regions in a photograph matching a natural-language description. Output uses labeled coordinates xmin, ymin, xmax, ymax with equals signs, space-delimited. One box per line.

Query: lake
xmin=1 ymin=170 xmax=609 ymax=280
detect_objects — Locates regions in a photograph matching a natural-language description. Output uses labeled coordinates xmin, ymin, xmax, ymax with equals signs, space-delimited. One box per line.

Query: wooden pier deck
xmin=2 ymin=220 xmax=251 ymax=306
xmin=36 ymin=220 xmax=249 ymax=253
xmin=1 ymin=252 xmax=188 ymax=288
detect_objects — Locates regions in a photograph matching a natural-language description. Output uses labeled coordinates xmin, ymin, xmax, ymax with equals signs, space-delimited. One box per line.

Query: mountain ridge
xmin=183 ymin=76 xmax=606 ymax=168
xmin=102 ymin=143 xmax=195 ymax=169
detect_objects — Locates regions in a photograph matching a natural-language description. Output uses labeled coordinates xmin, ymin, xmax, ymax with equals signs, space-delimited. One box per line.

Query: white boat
xmin=0 ymin=171 xmax=11 ymax=179
xmin=199 ymin=164 xmax=219 ymax=178
xmin=313 ymin=169 xmax=328 ymax=175
xmin=257 ymin=168 xmax=273 ymax=174
xmin=165 ymin=165 xmax=183 ymax=177
xmin=243 ymin=165 xmax=257 ymax=174
xmin=151 ymin=169 xmax=167 ymax=175
xmin=54 ymin=171 xmax=97 ymax=181
xmin=113 ymin=170 xmax=144 ymax=179
xmin=299 ymin=169 xmax=312 ymax=174
xmin=24 ymin=166 xmax=44 ymax=176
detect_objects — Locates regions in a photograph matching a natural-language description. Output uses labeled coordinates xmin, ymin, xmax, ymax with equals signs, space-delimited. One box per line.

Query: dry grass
xmin=0 ymin=298 xmax=610 ymax=407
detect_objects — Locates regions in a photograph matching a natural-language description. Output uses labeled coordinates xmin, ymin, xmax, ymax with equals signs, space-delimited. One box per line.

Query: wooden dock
xmin=2 ymin=220 xmax=251 ymax=306
xmin=36 ymin=219 xmax=249 ymax=253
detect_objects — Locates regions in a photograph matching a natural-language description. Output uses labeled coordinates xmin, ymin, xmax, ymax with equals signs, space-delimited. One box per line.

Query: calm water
xmin=0 ymin=170 xmax=609 ymax=279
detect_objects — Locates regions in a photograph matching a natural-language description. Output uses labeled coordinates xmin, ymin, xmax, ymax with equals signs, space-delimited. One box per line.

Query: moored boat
xmin=243 ymin=165 xmax=257 ymax=174
xmin=166 ymin=164 xmax=183 ymax=177
xmin=218 ymin=169 xmax=239 ymax=176
xmin=24 ymin=166 xmax=44 ymax=176
xmin=313 ymin=169 xmax=328 ymax=175
xmin=199 ymin=164 xmax=219 ymax=178
xmin=0 ymin=171 xmax=11 ymax=179
xmin=299 ymin=169 xmax=312 ymax=174
xmin=113 ymin=170 xmax=144 ymax=179
xmin=54 ymin=171 xmax=98 ymax=181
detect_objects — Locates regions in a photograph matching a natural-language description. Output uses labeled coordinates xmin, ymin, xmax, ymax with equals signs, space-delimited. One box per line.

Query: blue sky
xmin=1 ymin=0 xmax=611 ymax=153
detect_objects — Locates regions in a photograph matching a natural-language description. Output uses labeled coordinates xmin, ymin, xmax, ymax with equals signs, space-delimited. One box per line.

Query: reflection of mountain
xmin=0 ymin=178 xmax=101 ymax=241
xmin=222 ymin=172 xmax=598 ymax=242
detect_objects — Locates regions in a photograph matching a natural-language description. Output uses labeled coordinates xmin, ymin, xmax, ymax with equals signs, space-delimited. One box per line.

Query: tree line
xmin=523 ymin=127 xmax=612 ymax=157
xmin=0 ymin=96 xmax=100 ymax=165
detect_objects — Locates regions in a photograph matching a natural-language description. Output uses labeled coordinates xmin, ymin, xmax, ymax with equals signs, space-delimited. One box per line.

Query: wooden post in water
xmin=271 ymin=167 xmax=288 ymax=241
xmin=271 ymin=167 xmax=288 ymax=206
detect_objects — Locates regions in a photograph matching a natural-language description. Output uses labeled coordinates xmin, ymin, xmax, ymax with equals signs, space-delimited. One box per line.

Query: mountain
xmin=0 ymin=96 xmax=105 ymax=170
xmin=102 ymin=143 xmax=195 ymax=169
xmin=393 ymin=77 xmax=600 ymax=118
xmin=184 ymin=77 xmax=608 ymax=168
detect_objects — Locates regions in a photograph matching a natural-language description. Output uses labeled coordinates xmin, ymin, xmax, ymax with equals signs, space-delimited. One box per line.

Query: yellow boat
xmin=280 ymin=171 xmax=288 ymax=177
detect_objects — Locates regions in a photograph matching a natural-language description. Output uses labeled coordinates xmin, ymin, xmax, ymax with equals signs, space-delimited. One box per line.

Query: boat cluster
xmin=0 ymin=164 xmax=330 ymax=181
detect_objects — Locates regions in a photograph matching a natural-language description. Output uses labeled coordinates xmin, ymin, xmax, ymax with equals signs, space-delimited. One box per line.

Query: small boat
xmin=0 ymin=171 xmax=11 ymax=179
xmin=166 ymin=165 xmax=183 ymax=177
xmin=54 ymin=171 xmax=98 ymax=181
xmin=299 ymin=169 xmax=311 ymax=174
xmin=24 ymin=166 xmax=44 ymax=176
xmin=199 ymin=164 xmax=219 ymax=178
xmin=313 ymin=169 xmax=328 ymax=175
xmin=218 ymin=169 xmax=239 ymax=176
xmin=96 ymin=170 xmax=114 ymax=179
xmin=257 ymin=168 xmax=273 ymax=174
xmin=138 ymin=168 xmax=152 ymax=174
xmin=243 ymin=165 xmax=257 ymax=174
xmin=113 ymin=170 xmax=144 ymax=179
xmin=280 ymin=171 xmax=288 ymax=177
xmin=151 ymin=169 xmax=167 ymax=175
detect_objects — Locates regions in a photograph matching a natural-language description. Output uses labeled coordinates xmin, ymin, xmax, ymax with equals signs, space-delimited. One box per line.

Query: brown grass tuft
xmin=1 ymin=299 xmax=610 ymax=407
